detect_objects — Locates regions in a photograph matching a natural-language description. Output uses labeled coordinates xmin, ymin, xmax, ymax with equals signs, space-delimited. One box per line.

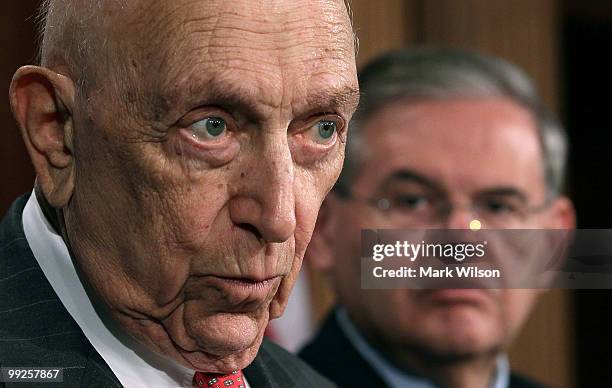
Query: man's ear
xmin=547 ymin=196 xmax=576 ymax=230
xmin=10 ymin=66 xmax=76 ymax=208
xmin=535 ymin=196 xmax=576 ymax=288
xmin=305 ymin=194 xmax=340 ymax=273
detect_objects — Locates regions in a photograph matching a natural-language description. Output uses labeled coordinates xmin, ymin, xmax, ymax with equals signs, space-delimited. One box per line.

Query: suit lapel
xmin=1 ymin=195 xmax=121 ymax=388
xmin=298 ymin=309 xmax=388 ymax=387
xmin=244 ymin=340 xmax=292 ymax=387
xmin=78 ymin=347 xmax=123 ymax=388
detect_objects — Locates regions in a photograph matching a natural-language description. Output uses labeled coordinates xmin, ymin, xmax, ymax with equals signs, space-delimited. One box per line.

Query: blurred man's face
xmin=325 ymin=97 xmax=570 ymax=359
xmin=63 ymin=0 xmax=358 ymax=373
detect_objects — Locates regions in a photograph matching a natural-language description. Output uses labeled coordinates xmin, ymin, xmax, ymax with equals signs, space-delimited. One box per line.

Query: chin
xmin=384 ymin=309 xmax=503 ymax=360
xmin=413 ymin=322 xmax=504 ymax=360
xmin=181 ymin=333 xmax=263 ymax=373
xmin=158 ymin=306 xmax=270 ymax=373
xmin=187 ymin=312 xmax=263 ymax=352
xmin=429 ymin=336 xmax=500 ymax=359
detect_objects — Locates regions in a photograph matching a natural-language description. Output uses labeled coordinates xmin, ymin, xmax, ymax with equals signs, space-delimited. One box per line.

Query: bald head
xmin=37 ymin=0 xmax=356 ymax=91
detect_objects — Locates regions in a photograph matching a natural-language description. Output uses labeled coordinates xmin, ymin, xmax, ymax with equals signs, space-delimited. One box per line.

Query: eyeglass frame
xmin=333 ymin=184 xmax=556 ymax=228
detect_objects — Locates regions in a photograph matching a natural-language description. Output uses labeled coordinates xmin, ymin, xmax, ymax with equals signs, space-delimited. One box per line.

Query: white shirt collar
xmin=336 ymin=307 xmax=510 ymax=388
xmin=22 ymin=191 xmax=250 ymax=388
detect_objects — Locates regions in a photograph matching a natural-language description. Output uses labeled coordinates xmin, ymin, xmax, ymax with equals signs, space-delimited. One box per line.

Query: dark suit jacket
xmin=0 ymin=194 xmax=334 ymax=388
xmin=299 ymin=309 xmax=545 ymax=388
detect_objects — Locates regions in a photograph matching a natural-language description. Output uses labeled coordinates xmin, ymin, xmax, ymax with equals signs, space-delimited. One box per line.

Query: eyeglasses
xmin=340 ymin=191 xmax=553 ymax=228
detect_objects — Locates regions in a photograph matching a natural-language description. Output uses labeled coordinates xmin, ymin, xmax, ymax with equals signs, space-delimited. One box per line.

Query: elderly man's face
xmin=59 ymin=0 xmax=357 ymax=372
xmin=317 ymin=98 xmax=573 ymax=360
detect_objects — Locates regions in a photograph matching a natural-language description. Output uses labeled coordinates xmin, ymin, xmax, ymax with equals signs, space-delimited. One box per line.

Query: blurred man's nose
xmin=443 ymin=204 xmax=475 ymax=230
xmin=229 ymin=134 xmax=296 ymax=243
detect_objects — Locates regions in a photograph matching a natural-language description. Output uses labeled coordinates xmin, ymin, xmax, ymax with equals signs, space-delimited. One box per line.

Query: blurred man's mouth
xmin=417 ymin=289 xmax=496 ymax=307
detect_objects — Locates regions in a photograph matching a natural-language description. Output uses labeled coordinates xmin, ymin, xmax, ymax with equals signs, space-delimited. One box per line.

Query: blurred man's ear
xmin=305 ymin=194 xmax=340 ymax=272
xmin=10 ymin=66 xmax=76 ymax=208
xmin=535 ymin=196 xmax=576 ymax=290
xmin=548 ymin=196 xmax=576 ymax=229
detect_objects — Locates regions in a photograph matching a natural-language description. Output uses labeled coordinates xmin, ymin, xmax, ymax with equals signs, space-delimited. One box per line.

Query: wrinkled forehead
xmin=355 ymin=98 xmax=546 ymax=197
xmin=103 ymin=0 xmax=356 ymax=110
xmin=126 ymin=0 xmax=351 ymax=52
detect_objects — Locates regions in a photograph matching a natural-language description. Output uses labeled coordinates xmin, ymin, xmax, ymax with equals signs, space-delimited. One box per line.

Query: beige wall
xmin=311 ymin=1 xmax=573 ymax=386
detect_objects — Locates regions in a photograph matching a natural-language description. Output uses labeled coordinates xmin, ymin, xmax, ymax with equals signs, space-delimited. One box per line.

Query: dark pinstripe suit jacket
xmin=0 ymin=195 xmax=335 ymax=388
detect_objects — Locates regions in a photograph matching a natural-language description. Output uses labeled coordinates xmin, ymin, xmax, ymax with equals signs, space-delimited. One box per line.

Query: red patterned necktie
xmin=192 ymin=370 xmax=245 ymax=388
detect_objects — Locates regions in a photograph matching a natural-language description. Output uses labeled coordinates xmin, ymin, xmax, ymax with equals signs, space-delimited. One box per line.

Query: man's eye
xmin=190 ymin=117 xmax=227 ymax=140
xmin=311 ymin=120 xmax=338 ymax=144
xmin=482 ymin=200 xmax=517 ymax=214
xmin=394 ymin=195 xmax=429 ymax=210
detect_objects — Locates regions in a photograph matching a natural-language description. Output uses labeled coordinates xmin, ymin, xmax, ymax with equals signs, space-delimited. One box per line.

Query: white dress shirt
xmin=22 ymin=192 xmax=250 ymax=388
xmin=336 ymin=307 xmax=510 ymax=388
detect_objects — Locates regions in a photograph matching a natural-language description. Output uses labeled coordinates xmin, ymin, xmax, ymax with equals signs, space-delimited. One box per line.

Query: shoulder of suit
xmin=298 ymin=309 xmax=388 ymax=388
xmin=298 ymin=308 xmax=362 ymax=374
xmin=0 ymin=194 xmax=121 ymax=387
xmin=253 ymin=339 xmax=336 ymax=387
xmin=0 ymin=194 xmax=30 ymax=267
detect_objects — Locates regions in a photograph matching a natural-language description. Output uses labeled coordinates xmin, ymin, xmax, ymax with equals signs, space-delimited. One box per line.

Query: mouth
xmin=199 ymin=274 xmax=283 ymax=308
xmin=417 ymin=289 xmax=496 ymax=307
xmin=211 ymin=275 xmax=280 ymax=291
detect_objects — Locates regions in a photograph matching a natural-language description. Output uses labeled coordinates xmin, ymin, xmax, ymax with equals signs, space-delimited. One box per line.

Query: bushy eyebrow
xmin=176 ymin=77 xmax=360 ymax=122
xmin=383 ymin=170 xmax=443 ymax=193
xmin=474 ymin=188 xmax=529 ymax=204
xmin=305 ymin=85 xmax=361 ymax=114
xmin=185 ymin=79 xmax=264 ymax=119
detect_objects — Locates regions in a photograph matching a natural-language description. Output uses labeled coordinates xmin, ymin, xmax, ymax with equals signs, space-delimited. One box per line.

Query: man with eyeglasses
xmin=299 ymin=48 xmax=575 ymax=388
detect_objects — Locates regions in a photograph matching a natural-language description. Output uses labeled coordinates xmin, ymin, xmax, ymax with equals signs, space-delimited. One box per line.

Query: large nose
xmin=229 ymin=134 xmax=296 ymax=243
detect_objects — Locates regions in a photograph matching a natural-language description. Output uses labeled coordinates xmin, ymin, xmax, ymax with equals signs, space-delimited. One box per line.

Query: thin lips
xmin=207 ymin=274 xmax=282 ymax=283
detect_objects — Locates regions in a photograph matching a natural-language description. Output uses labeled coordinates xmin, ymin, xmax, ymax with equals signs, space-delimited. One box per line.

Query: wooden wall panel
xmin=509 ymin=291 xmax=574 ymax=387
xmin=420 ymin=0 xmax=560 ymax=111
xmin=349 ymin=0 xmax=416 ymax=67
xmin=0 ymin=2 xmax=39 ymax=214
